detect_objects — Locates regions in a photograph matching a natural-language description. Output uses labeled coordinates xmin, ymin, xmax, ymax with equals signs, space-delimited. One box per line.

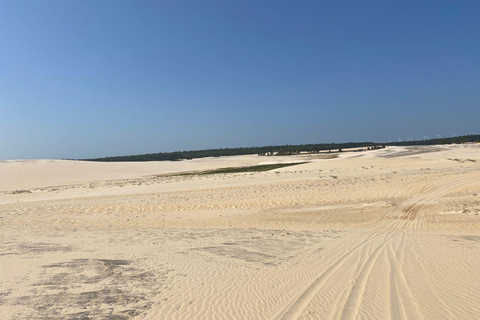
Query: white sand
xmin=0 ymin=144 xmax=479 ymax=319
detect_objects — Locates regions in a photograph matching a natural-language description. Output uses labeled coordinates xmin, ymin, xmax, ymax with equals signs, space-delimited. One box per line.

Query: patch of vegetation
xmin=10 ymin=189 xmax=32 ymax=194
xmin=174 ymin=162 xmax=308 ymax=176
xmin=386 ymin=135 xmax=480 ymax=146
xmin=304 ymin=153 xmax=339 ymax=160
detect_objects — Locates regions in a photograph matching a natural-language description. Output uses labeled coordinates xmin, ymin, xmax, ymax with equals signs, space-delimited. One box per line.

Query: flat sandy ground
xmin=1 ymin=145 xmax=479 ymax=319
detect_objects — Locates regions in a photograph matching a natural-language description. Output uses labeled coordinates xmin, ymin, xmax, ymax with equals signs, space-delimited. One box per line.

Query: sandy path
xmin=0 ymin=145 xmax=479 ymax=319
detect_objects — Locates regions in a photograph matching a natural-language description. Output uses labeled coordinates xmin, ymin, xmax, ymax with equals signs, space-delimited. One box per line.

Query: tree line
xmin=83 ymin=134 xmax=480 ymax=162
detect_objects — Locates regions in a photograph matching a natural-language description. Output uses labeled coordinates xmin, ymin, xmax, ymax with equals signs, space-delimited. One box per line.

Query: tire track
xmin=274 ymin=174 xmax=479 ymax=320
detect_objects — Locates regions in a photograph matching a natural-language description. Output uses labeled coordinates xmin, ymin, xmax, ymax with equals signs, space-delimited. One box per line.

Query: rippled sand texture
xmin=1 ymin=145 xmax=479 ymax=319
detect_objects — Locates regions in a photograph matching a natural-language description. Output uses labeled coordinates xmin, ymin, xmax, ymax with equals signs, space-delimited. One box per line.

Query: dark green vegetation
xmin=84 ymin=135 xmax=480 ymax=162
xmin=384 ymin=134 xmax=480 ymax=146
xmin=172 ymin=162 xmax=308 ymax=176
xmin=85 ymin=142 xmax=373 ymax=162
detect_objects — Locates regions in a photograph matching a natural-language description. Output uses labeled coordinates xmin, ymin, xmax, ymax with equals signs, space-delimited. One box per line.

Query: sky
xmin=1 ymin=0 xmax=479 ymax=159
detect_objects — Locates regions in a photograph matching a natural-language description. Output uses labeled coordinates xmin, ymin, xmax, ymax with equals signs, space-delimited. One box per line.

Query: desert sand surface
xmin=1 ymin=144 xmax=479 ymax=319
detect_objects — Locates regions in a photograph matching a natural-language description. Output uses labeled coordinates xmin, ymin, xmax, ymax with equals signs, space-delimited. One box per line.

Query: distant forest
xmin=84 ymin=135 xmax=480 ymax=162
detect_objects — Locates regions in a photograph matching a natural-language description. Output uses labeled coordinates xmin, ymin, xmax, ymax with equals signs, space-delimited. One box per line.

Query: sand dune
xmin=1 ymin=145 xmax=479 ymax=319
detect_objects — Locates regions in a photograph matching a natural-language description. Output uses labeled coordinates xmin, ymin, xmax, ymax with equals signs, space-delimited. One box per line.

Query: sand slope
xmin=1 ymin=145 xmax=479 ymax=319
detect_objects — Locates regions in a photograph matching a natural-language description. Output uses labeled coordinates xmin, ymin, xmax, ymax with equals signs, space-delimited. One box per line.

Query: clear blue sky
xmin=1 ymin=1 xmax=479 ymax=159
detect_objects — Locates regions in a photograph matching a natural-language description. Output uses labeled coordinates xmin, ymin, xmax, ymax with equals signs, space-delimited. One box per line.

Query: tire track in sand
xmin=273 ymin=174 xmax=479 ymax=320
